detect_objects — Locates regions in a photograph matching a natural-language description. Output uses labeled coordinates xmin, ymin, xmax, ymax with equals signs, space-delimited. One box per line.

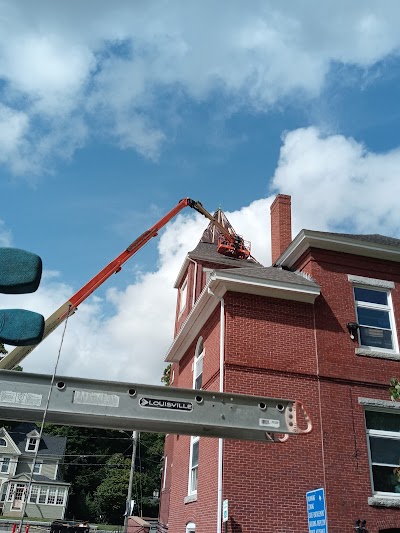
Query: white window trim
xmin=352 ymin=282 xmax=398 ymax=354
xmin=365 ymin=409 xmax=400 ymax=499
xmin=33 ymin=461 xmax=42 ymax=475
xmin=0 ymin=457 xmax=10 ymax=474
xmin=179 ymin=277 xmax=188 ymax=316
xmin=0 ymin=438 xmax=7 ymax=447
xmin=27 ymin=484 xmax=67 ymax=506
xmin=25 ymin=437 xmax=39 ymax=453
xmin=186 ymin=522 xmax=195 ymax=533
xmin=188 ymin=436 xmax=199 ymax=496
xmin=193 ymin=337 xmax=204 ymax=390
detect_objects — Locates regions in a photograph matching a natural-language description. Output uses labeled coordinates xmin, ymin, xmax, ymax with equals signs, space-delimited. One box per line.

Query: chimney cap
xmin=270 ymin=194 xmax=291 ymax=211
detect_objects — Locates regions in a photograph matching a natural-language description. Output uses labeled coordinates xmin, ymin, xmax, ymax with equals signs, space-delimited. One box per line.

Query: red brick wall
xmin=162 ymin=248 xmax=400 ymax=532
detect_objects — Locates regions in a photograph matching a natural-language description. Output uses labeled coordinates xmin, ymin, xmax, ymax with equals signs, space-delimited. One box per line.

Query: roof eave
xmin=275 ymin=230 xmax=400 ymax=268
xmin=173 ymin=255 xmax=190 ymax=288
xmin=165 ymin=270 xmax=320 ymax=363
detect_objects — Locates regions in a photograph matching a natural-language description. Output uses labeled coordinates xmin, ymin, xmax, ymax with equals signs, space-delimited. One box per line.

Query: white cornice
xmin=165 ymin=270 xmax=320 ymax=362
xmin=275 ymin=230 xmax=400 ymax=268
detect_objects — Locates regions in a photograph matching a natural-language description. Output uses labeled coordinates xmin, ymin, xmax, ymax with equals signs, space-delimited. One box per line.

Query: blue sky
xmin=2 ymin=1 xmax=400 ymax=383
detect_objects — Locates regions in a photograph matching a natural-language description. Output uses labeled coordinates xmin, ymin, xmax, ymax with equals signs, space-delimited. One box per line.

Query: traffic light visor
xmin=0 ymin=248 xmax=42 ymax=294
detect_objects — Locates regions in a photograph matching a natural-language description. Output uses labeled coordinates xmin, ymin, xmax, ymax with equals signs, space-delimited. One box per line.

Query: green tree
xmin=0 ymin=343 xmax=7 ymax=355
xmin=161 ymin=364 xmax=171 ymax=386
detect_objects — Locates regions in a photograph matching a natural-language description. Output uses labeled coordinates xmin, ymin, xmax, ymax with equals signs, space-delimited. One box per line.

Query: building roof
xmin=9 ymin=472 xmax=69 ymax=485
xmin=188 ymin=242 xmax=259 ymax=268
xmin=219 ymin=266 xmax=319 ymax=288
xmin=11 ymin=423 xmax=67 ymax=457
xmin=314 ymin=231 xmax=400 ymax=248
xmin=276 ymin=229 xmax=400 ymax=268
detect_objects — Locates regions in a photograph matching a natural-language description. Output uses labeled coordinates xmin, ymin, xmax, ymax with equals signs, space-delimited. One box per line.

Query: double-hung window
xmin=354 ymin=285 xmax=396 ymax=351
xmin=179 ymin=278 xmax=188 ymax=316
xmin=366 ymin=410 xmax=400 ymax=496
xmin=0 ymin=457 xmax=10 ymax=474
xmin=193 ymin=338 xmax=204 ymax=390
xmin=188 ymin=436 xmax=199 ymax=495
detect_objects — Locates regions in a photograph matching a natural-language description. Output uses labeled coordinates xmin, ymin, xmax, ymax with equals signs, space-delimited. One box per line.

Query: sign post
xmin=306 ymin=488 xmax=328 ymax=533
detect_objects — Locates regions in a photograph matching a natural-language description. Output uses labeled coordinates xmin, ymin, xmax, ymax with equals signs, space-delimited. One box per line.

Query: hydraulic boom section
xmin=0 ymin=198 xmax=251 ymax=370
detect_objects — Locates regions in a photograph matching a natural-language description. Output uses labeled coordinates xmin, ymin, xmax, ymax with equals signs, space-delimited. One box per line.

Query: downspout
xmin=208 ymin=288 xmax=225 ymax=533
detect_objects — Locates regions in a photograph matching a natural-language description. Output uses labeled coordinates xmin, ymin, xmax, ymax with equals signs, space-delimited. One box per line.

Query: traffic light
xmin=0 ymin=248 xmax=45 ymax=346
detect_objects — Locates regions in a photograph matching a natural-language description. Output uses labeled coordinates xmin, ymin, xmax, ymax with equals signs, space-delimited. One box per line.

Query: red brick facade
xmin=159 ymin=198 xmax=400 ymax=532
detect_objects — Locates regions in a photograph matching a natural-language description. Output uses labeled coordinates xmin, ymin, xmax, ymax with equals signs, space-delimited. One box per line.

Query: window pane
xmin=38 ymin=487 xmax=47 ymax=503
xmin=357 ymin=307 xmax=391 ymax=329
xmin=366 ymin=411 xmax=400 ymax=432
xmin=190 ymin=467 xmax=198 ymax=493
xmin=29 ymin=487 xmax=38 ymax=504
xmin=372 ymin=464 xmax=400 ymax=493
xmin=194 ymin=373 xmax=202 ymax=390
xmin=56 ymin=489 xmax=65 ymax=505
xmin=354 ymin=287 xmax=388 ymax=305
xmin=359 ymin=326 xmax=393 ymax=349
xmin=191 ymin=440 xmax=199 ymax=468
xmin=370 ymin=436 xmax=400 ymax=465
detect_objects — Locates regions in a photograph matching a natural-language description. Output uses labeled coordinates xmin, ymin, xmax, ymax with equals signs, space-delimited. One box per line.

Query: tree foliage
xmin=44 ymin=425 xmax=164 ymax=524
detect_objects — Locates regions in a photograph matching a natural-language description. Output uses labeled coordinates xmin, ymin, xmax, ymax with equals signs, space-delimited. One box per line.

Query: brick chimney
xmin=270 ymin=194 xmax=292 ymax=264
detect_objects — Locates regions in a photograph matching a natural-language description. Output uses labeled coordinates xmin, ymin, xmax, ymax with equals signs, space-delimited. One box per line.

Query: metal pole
xmin=124 ymin=431 xmax=138 ymax=533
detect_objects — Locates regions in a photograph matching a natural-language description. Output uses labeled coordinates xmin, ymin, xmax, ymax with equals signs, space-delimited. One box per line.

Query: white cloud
xmin=272 ymin=126 xmax=400 ymax=237
xmin=2 ymin=1 xmax=400 ymax=173
xmin=4 ymin=126 xmax=400 ymax=384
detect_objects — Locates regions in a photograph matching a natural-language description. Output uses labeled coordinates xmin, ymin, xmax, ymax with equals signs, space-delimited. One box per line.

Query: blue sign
xmin=306 ymin=488 xmax=328 ymax=533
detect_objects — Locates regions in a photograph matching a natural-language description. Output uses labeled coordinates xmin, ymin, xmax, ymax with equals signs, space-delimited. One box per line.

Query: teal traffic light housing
xmin=0 ymin=248 xmax=45 ymax=346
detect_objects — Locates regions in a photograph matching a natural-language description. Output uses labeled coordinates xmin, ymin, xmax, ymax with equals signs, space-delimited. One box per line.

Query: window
xmin=0 ymin=458 xmax=10 ymax=474
xmin=33 ymin=461 xmax=42 ymax=475
xmin=7 ymin=483 xmax=15 ymax=502
xmin=38 ymin=487 xmax=47 ymax=503
xmin=193 ymin=338 xmax=204 ymax=390
xmin=366 ymin=410 xmax=400 ymax=496
xmin=186 ymin=523 xmax=195 ymax=533
xmin=29 ymin=486 xmax=38 ymax=504
xmin=47 ymin=487 xmax=57 ymax=504
xmin=26 ymin=437 xmax=39 ymax=453
xmin=0 ymin=438 xmax=7 ymax=447
xmin=56 ymin=488 xmax=66 ymax=505
xmin=179 ymin=278 xmax=188 ymax=315
xmin=188 ymin=436 xmax=199 ymax=495
xmin=354 ymin=286 xmax=397 ymax=351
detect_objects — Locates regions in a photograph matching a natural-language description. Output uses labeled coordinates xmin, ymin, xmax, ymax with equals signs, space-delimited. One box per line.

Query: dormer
xmin=25 ymin=429 xmax=40 ymax=453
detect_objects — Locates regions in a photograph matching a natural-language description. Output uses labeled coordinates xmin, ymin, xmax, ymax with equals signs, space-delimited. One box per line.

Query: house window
xmin=366 ymin=410 xmax=400 ymax=495
xmin=29 ymin=486 xmax=38 ymax=504
xmin=38 ymin=486 xmax=47 ymax=503
xmin=193 ymin=338 xmax=204 ymax=390
xmin=0 ymin=458 xmax=10 ymax=474
xmin=0 ymin=438 xmax=7 ymax=447
xmin=7 ymin=483 xmax=14 ymax=502
xmin=186 ymin=523 xmax=196 ymax=533
xmin=47 ymin=487 xmax=57 ymax=504
xmin=56 ymin=488 xmax=66 ymax=505
xmin=179 ymin=278 xmax=188 ymax=315
xmin=33 ymin=461 xmax=42 ymax=475
xmin=26 ymin=437 xmax=39 ymax=453
xmin=354 ymin=286 xmax=397 ymax=351
xmin=188 ymin=436 xmax=199 ymax=495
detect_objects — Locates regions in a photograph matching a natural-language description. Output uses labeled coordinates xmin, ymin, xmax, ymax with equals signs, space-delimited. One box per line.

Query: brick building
xmin=159 ymin=194 xmax=400 ymax=533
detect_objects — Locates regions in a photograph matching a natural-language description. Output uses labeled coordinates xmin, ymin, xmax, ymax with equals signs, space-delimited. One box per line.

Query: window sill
xmin=368 ymin=496 xmax=400 ymax=508
xmin=355 ymin=348 xmax=400 ymax=361
xmin=184 ymin=494 xmax=197 ymax=504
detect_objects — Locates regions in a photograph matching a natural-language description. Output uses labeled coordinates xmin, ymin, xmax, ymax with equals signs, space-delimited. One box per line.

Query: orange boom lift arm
xmin=0 ymin=198 xmax=250 ymax=370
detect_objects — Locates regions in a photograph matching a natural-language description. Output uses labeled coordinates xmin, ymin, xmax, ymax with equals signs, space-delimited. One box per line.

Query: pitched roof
xmin=316 ymin=231 xmax=400 ymax=248
xmin=219 ymin=266 xmax=319 ymax=288
xmin=11 ymin=423 xmax=67 ymax=457
xmin=188 ymin=242 xmax=259 ymax=268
